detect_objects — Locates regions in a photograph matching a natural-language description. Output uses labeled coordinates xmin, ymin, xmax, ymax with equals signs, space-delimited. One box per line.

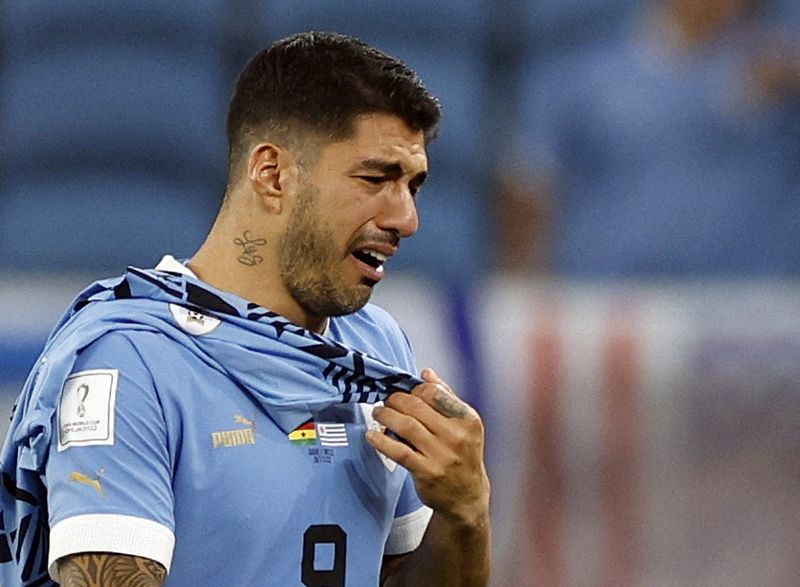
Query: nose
xmin=376 ymin=183 xmax=419 ymax=238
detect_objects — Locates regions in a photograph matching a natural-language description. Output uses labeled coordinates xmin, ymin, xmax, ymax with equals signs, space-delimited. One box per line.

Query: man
xmin=0 ymin=32 xmax=491 ymax=586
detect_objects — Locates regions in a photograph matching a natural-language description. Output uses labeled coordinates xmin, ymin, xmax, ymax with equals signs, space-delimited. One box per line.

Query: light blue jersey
xmin=37 ymin=258 xmax=431 ymax=586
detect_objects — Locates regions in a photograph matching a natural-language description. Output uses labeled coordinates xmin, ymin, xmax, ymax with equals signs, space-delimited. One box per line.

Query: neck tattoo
xmin=234 ymin=231 xmax=267 ymax=266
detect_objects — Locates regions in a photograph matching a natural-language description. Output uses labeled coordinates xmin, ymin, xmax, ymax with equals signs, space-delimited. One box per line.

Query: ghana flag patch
xmin=288 ymin=421 xmax=317 ymax=445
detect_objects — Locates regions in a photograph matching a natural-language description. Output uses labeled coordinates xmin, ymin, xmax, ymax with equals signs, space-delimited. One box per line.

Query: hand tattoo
xmin=234 ymin=231 xmax=267 ymax=266
xmin=58 ymin=553 xmax=166 ymax=586
xmin=431 ymin=388 xmax=470 ymax=419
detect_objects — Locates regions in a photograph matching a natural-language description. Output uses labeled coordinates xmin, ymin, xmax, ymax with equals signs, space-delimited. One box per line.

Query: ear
xmin=246 ymin=142 xmax=299 ymax=214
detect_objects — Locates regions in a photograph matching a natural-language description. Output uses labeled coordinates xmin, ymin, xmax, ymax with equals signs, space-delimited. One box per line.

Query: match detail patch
xmin=169 ymin=303 xmax=221 ymax=336
xmin=58 ymin=369 xmax=118 ymax=452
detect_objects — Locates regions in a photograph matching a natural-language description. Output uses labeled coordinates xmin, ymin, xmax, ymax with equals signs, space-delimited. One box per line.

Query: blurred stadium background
xmin=2 ymin=1 xmax=800 ymax=585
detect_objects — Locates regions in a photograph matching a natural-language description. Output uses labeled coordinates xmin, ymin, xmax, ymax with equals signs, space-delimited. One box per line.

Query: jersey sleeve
xmin=384 ymin=472 xmax=432 ymax=555
xmin=45 ymin=331 xmax=175 ymax=580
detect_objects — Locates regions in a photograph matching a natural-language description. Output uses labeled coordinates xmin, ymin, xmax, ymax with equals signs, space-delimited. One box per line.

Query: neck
xmin=188 ymin=213 xmax=328 ymax=334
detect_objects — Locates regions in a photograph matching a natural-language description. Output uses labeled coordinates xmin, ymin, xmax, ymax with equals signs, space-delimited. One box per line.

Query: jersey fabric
xmin=2 ymin=256 xmax=431 ymax=586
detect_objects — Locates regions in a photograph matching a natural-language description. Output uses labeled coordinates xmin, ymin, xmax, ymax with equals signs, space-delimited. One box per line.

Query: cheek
xmin=336 ymin=194 xmax=379 ymax=225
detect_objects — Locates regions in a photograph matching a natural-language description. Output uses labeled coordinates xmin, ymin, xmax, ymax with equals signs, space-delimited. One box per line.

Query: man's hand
xmin=368 ymin=369 xmax=491 ymax=586
xmin=367 ymin=368 xmax=490 ymax=524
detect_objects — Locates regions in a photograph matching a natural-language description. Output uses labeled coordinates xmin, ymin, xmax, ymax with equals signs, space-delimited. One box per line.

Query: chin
xmin=298 ymin=285 xmax=373 ymax=318
xmin=326 ymin=292 xmax=373 ymax=317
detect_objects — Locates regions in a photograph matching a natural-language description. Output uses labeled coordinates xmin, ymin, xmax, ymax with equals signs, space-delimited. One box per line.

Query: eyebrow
xmin=352 ymin=158 xmax=428 ymax=187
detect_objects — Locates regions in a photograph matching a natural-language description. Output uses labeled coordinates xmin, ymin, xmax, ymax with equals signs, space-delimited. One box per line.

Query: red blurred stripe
xmin=515 ymin=306 xmax=566 ymax=587
xmin=600 ymin=310 xmax=642 ymax=587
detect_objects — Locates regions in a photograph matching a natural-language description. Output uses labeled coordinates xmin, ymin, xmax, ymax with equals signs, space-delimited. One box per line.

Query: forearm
xmin=384 ymin=510 xmax=491 ymax=587
xmin=58 ymin=553 xmax=166 ymax=586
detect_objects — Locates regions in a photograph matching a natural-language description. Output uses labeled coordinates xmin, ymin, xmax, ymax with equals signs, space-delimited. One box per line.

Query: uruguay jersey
xmin=43 ymin=257 xmax=431 ymax=585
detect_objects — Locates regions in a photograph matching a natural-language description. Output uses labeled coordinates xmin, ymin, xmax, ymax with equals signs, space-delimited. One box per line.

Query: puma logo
xmin=69 ymin=471 xmax=104 ymax=497
xmin=212 ymin=415 xmax=257 ymax=449
xmin=234 ymin=414 xmax=255 ymax=427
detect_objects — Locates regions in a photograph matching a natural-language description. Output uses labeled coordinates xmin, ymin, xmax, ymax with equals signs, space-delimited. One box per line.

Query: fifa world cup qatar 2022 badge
xmin=58 ymin=369 xmax=119 ymax=451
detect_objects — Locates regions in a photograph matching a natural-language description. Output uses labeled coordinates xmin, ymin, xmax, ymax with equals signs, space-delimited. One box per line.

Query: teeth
xmin=363 ymin=249 xmax=387 ymax=263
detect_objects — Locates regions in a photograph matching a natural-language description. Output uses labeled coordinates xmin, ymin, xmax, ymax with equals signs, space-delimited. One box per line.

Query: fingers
xmin=421 ymin=368 xmax=458 ymax=397
xmin=376 ymin=382 xmax=475 ymax=446
xmin=366 ymin=372 xmax=483 ymax=463
xmin=375 ymin=370 xmax=479 ymax=446
xmin=365 ymin=427 xmax=426 ymax=472
xmin=417 ymin=369 xmax=475 ymax=420
xmin=366 ymin=369 xmax=490 ymax=522
xmin=370 ymin=397 xmax=447 ymax=459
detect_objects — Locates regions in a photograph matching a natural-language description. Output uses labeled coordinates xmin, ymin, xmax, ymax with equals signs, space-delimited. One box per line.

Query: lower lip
xmin=350 ymin=254 xmax=385 ymax=282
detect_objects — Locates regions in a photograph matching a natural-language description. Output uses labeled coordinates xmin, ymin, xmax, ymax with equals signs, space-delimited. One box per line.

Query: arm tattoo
xmin=431 ymin=390 xmax=470 ymax=419
xmin=233 ymin=231 xmax=267 ymax=266
xmin=58 ymin=553 xmax=166 ymax=587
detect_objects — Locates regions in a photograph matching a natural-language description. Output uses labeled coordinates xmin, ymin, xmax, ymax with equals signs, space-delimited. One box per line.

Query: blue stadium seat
xmin=0 ymin=0 xmax=230 ymax=179
xmin=521 ymin=0 xmax=637 ymax=53
xmin=0 ymin=174 xmax=217 ymax=271
xmin=2 ymin=0 xmax=226 ymax=45
xmin=260 ymin=0 xmax=484 ymax=41
xmin=0 ymin=0 xmax=232 ymax=271
xmin=0 ymin=45 xmax=227 ymax=181
xmin=764 ymin=0 xmax=800 ymax=26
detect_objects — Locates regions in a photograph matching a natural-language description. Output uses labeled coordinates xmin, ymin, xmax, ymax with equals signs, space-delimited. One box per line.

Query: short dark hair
xmin=226 ymin=31 xmax=442 ymax=165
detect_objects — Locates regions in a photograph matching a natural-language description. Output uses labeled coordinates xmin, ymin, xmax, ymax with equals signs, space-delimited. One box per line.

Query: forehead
xmin=317 ymin=113 xmax=428 ymax=175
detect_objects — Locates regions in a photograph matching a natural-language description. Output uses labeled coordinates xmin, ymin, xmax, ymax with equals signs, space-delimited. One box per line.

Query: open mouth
xmin=351 ymin=249 xmax=387 ymax=274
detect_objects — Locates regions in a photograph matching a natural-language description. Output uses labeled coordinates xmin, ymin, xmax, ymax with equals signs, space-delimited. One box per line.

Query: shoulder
xmin=73 ymin=330 xmax=168 ymax=371
xmin=66 ymin=331 xmax=169 ymax=407
xmin=69 ymin=329 xmax=192 ymax=401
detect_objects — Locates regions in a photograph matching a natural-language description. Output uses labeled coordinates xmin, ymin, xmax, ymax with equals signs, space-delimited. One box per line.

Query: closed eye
xmin=354 ymin=172 xmax=425 ymax=198
xmin=356 ymin=175 xmax=386 ymax=185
